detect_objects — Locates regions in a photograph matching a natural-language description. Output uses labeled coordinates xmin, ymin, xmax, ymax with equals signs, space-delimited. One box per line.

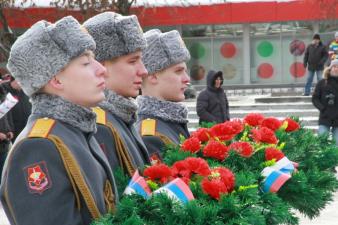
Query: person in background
xmin=312 ymin=59 xmax=338 ymax=145
xmin=328 ymin=31 xmax=338 ymax=63
xmin=83 ymin=12 xmax=150 ymax=182
xmin=1 ymin=16 xmax=117 ymax=225
xmin=135 ymin=29 xmax=191 ymax=160
xmin=196 ymin=70 xmax=230 ymax=125
xmin=303 ymin=33 xmax=328 ymax=96
xmin=0 ymin=83 xmax=14 ymax=184
xmin=2 ymin=74 xmax=31 ymax=141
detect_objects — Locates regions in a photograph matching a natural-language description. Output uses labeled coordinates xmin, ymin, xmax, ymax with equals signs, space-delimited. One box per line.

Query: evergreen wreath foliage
xmin=92 ymin=114 xmax=338 ymax=225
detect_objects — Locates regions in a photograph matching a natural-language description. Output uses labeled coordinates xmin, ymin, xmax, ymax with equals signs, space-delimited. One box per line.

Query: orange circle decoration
xmin=290 ymin=62 xmax=306 ymax=78
xmin=257 ymin=63 xmax=274 ymax=79
xmin=190 ymin=65 xmax=206 ymax=81
xmin=220 ymin=42 xmax=236 ymax=58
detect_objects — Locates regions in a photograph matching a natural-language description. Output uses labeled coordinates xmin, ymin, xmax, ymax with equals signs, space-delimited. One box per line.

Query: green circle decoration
xmin=189 ymin=43 xmax=206 ymax=59
xmin=257 ymin=41 xmax=273 ymax=57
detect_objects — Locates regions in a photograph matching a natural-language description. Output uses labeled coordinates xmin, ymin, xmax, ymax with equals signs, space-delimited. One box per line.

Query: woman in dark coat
xmin=312 ymin=59 xmax=338 ymax=145
xmin=196 ymin=70 xmax=230 ymax=125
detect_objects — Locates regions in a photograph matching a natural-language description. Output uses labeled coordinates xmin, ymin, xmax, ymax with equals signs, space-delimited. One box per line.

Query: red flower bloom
xmin=226 ymin=119 xmax=244 ymax=135
xmin=201 ymin=178 xmax=227 ymax=200
xmin=230 ymin=141 xmax=254 ymax=158
xmin=143 ymin=164 xmax=172 ymax=184
xmin=185 ymin=157 xmax=211 ymax=176
xmin=203 ymin=140 xmax=229 ymax=161
xmin=261 ymin=117 xmax=282 ymax=131
xmin=251 ymin=127 xmax=278 ymax=144
xmin=201 ymin=167 xmax=235 ymax=199
xmin=191 ymin=128 xmax=210 ymax=142
xmin=210 ymin=123 xmax=236 ymax=141
xmin=244 ymin=113 xmax=265 ymax=127
xmin=181 ymin=137 xmax=201 ymax=153
xmin=283 ymin=118 xmax=300 ymax=132
xmin=172 ymin=157 xmax=211 ymax=181
xmin=265 ymin=147 xmax=285 ymax=161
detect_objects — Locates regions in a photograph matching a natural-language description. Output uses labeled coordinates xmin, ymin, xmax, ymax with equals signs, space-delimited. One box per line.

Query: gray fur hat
xmin=330 ymin=59 xmax=338 ymax=68
xmin=143 ymin=29 xmax=190 ymax=75
xmin=7 ymin=16 xmax=95 ymax=96
xmin=83 ymin=12 xmax=146 ymax=62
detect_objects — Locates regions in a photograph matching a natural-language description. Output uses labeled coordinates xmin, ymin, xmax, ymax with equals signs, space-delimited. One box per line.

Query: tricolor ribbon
xmin=124 ymin=171 xmax=194 ymax=204
xmin=261 ymin=157 xmax=296 ymax=193
xmin=0 ymin=93 xmax=18 ymax=119
xmin=123 ymin=170 xmax=152 ymax=199
xmin=153 ymin=178 xmax=194 ymax=204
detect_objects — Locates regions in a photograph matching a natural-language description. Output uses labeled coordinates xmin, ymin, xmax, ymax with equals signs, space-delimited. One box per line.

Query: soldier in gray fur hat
xmin=1 ymin=16 xmax=117 ymax=225
xmin=135 ymin=29 xmax=191 ymax=161
xmin=83 ymin=12 xmax=150 ymax=186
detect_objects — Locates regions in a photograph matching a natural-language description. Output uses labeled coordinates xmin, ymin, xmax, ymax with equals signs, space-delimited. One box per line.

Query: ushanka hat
xmin=142 ymin=29 xmax=190 ymax=75
xmin=83 ymin=12 xmax=146 ymax=62
xmin=7 ymin=16 xmax=95 ymax=96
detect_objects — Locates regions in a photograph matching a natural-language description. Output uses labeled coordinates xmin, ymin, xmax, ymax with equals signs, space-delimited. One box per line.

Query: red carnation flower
xmin=216 ymin=167 xmax=235 ymax=192
xmin=172 ymin=157 xmax=211 ymax=181
xmin=261 ymin=117 xmax=282 ymax=131
xmin=143 ymin=164 xmax=172 ymax=184
xmin=203 ymin=140 xmax=229 ymax=161
xmin=181 ymin=137 xmax=201 ymax=153
xmin=227 ymin=119 xmax=244 ymax=135
xmin=201 ymin=167 xmax=235 ymax=200
xmin=185 ymin=157 xmax=211 ymax=176
xmin=191 ymin=128 xmax=210 ymax=142
xmin=210 ymin=123 xmax=236 ymax=141
xmin=201 ymin=178 xmax=227 ymax=200
xmin=251 ymin=127 xmax=278 ymax=144
xmin=283 ymin=118 xmax=300 ymax=132
xmin=230 ymin=141 xmax=254 ymax=158
xmin=265 ymin=147 xmax=285 ymax=161
xmin=244 ymin=113 xmax=265 ymax=127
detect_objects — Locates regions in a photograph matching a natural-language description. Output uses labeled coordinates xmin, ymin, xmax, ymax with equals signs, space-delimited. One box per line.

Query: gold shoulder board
xmin=28 ymin=118 xmax=56 ymax=138
xmin=141 ymin=118 xmax=156 ymax=136
xmin=92 ymin=107 xmax=106 ymax=125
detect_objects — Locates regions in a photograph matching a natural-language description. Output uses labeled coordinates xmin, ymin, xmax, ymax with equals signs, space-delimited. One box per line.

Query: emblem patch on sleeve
xmin=24 ymin=161 xmax=52 ymax=194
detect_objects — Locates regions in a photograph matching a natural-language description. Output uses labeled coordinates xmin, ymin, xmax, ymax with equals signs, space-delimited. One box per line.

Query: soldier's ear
xmin=146 ymin=73 xmax=159 ymax=85
xmin=48 ymin=76 xmax=63 ymax=90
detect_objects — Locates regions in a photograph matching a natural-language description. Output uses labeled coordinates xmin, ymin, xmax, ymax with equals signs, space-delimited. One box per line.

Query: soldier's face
xmin=54 ymin=51 xmax=107 ymax=107
xmin=156 ymin=62 xmax=190 ymax=102
xmin=103 ymin=51 xmax=147 ymax=98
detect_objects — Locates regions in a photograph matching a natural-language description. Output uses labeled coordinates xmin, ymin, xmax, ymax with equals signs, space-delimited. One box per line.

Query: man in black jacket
xmin=196 ymin=70 xmax=230 ymax=125
xmin=303 ymin=34 xmax=328 ymax=96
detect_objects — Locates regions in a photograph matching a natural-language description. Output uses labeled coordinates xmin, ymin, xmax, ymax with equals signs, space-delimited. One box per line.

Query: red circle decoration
xmin=289 ymin=40 xmax=305 ymax=56
xmin=290 ymin=62 xmax=306 ymax=78
xmin=257 ymin=63 xmax=274 ymax=79
xmin=220 ymin=42 xmax=236 ymax=58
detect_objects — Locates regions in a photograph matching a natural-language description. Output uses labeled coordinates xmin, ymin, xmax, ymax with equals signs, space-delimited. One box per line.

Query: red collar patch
xmin=24 ymin=161 xmax=52 ymax=194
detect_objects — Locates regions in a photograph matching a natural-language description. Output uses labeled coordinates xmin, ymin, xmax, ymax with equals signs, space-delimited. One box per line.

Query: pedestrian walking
xmin=312 ymin=59 xmax=338 ymax=145
xmin=0 ymin=16 xmax=117 ymax=225
xmin=196 ymin=70 xmax=230 ymax=125
xmin=303 ymin=34 xmax=328 ymax=96
xmin=83 ymin=12 xmax=150 ymax=179
xmin=135 ymin=29 xmax=191 ymax=160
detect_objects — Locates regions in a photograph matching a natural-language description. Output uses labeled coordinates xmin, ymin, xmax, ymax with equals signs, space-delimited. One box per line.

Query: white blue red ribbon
xmin=261 ymin=157 xmax=296 ymax=193
xmin=123 ymin=170 xmax=152 ymax=199
xmin=153 ymin=178 xmax=194 ymax=204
